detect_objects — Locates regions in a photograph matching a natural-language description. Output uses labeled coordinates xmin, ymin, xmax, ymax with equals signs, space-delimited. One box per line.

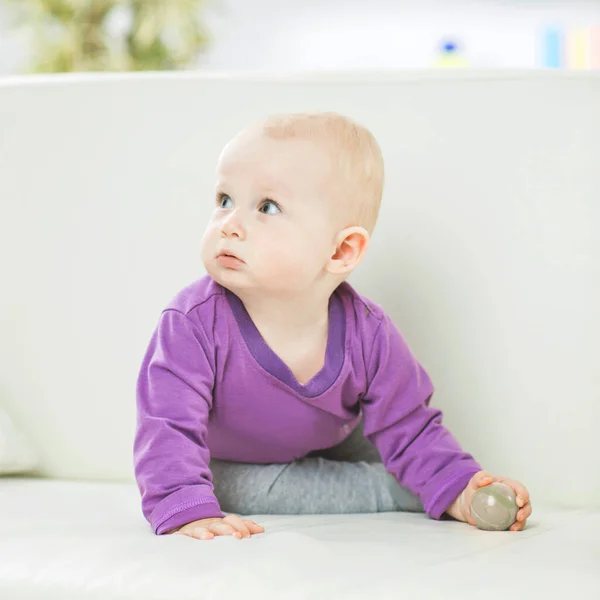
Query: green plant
xmin=4 ymin=0 xmax=212 ymax=73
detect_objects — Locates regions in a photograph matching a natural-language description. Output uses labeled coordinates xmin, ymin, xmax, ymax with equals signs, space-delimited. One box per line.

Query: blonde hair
xmin=257 ymin=112 xmax=384 ymax=234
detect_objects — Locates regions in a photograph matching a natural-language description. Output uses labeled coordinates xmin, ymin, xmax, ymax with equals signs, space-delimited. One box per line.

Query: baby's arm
xmin=134 ymin=309 xmax=224 ymax=534
xmin=361 ymin=313 xmax=482 ymax=520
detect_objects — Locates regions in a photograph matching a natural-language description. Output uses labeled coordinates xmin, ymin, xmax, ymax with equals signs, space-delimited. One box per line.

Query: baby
xmin=133 ymin=112 xmax=532 ymax=540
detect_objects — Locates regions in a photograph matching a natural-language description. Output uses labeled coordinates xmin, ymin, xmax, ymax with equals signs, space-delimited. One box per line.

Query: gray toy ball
xmin=470 ymin=482 xmax=518 ymax=531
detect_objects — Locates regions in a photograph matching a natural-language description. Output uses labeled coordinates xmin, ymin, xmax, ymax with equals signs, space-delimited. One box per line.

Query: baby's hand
xmin=448 ymin=471 xmax=532 ymax=531
xmin=170 ymin=515 xmax=265 ymax=540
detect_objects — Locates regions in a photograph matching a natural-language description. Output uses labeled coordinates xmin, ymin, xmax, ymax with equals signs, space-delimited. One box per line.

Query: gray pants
xmin=210 ymin=421 xmax=424 ymax=515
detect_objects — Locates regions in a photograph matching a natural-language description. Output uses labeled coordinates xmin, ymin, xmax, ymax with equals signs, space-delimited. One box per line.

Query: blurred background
xmin=0 ymin=0 xmax=599 ymax=76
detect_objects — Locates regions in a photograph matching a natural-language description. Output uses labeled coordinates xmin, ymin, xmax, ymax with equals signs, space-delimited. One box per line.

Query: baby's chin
xmin=204 ymin=260 xmax=252 ymax=293
xmin=205 ymin=261 xmax=310 ymax=299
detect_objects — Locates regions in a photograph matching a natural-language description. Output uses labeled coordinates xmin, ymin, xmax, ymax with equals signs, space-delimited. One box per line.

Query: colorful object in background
xmin=592 ymin=26 xmax=600 ymax=69
xmin=2 ymin=0 xmax=211 ymax=73
xmin=435 ymin=40 xmax=468 ymax=68
xmin=541 ymin=25 xmax=600 ymax=69
xmin=542 ymin=27 xmax=562 ymax=68
xmin=568 ymin=27 xmax=591 ymax=69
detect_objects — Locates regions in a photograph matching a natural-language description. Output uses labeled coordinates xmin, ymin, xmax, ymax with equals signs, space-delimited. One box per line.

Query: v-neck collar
xmin=224 ymin=287 xmax=346 ymax=398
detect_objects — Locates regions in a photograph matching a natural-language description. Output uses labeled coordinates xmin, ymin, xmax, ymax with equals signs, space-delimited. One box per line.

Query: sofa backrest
xmin=0 ymin=72 xmax=598 ymax=507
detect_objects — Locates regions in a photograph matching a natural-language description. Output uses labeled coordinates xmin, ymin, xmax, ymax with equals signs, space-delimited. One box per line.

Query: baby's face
xmin=201 ymin=129 xmax=338 ymax=297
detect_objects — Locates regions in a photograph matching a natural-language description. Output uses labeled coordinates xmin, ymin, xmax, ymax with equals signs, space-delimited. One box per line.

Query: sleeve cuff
xmin=149 ymin=484 xmax=224 ymax=535
xmin=423 ymin=467 xmax=481 ymax=520
xmin=155 ymin=500 xmax=224 ymax=535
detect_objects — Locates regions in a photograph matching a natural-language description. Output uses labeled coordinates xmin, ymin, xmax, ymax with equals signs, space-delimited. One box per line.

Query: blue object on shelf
xmin=442 ymin=41 xmax=458 ymax=54
xmin=543 ymin=27 xmax=562 ymax=68
xmin=436 ymin=38 xmax=466 ymax=67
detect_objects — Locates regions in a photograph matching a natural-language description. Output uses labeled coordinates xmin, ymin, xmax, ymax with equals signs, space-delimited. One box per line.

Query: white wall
xmin=0 ymin=0 xmax=599 ymax=76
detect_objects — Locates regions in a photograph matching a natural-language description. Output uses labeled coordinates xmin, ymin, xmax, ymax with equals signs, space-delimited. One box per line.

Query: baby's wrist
xmin=445 ymin=490 xmax=468 ymax=522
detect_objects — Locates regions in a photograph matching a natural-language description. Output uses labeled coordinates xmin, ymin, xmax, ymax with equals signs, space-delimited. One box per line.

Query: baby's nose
xmin=220 ymin=212 xmax=246 ymax=239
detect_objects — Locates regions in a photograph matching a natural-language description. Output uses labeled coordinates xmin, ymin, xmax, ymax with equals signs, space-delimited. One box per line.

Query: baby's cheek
xmin=199 ymin=231 xmax=213 ymax=260
xmin=264 ymin=245 xmax=310 ymax=283
xmin=265 ymin=247 xmax=298 ymax=277
xmin=200 ymin=225 xmax=222 ymax=266
xmin=203 ymin=219 xmax=223 ymax=242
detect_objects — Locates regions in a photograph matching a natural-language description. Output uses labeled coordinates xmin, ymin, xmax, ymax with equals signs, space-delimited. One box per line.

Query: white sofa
xmin=0 ymin=71 xmax=599 ymax=599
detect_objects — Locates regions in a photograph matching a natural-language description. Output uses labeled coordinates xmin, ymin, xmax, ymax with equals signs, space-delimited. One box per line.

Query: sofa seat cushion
xmin=1 ymin=478 xmax=598 ymax=599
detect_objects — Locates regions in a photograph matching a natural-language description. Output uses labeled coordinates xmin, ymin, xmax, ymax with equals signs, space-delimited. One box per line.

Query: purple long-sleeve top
xmin=134 ymin=276 xmax=481 ymax=534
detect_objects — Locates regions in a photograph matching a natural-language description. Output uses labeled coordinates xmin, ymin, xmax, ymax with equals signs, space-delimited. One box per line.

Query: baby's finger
xmin=517 ymin=502 xmax=532 ymax=523
xmin=208 ymin=522 xmax=239 ymax=537
xmin=472 ymin=471 xmax=494 ymax=489
xmin=497 ymin=477 xmax=529 ymax=507
xmin=243 ymin=520 xmax=266 ymax=534
xmin=509 ymin=519 xmax=526 ymax=532
xmin=189 ymin=527 xmax=214 ymax=540
xmin=223 ymin=514 xmax=251 ymax=538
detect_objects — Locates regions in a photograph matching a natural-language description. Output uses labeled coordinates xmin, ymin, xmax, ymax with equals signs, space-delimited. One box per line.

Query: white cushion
xmin=0 ymin=409 xmax=38 ymax=475
xmin=0 ymin=478 xmax=598 ymax=599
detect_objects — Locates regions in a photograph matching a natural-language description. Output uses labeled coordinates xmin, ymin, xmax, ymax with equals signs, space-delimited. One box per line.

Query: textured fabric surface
xmin=135 ymin=275 xmax=481 ymax=534
xmin=1 ymin=478 xmax=598 ymax=600
xmin=211 ymin=419 xmax=424 ymax=515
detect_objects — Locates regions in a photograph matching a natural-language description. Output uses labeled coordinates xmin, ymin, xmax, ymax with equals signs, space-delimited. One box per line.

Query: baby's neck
xmin=232 ymin=283 xmax=341 ymax=383
xmin=240 ymin=289 xmax=332 ymax=384
xmin=240 ymin=290 xmax=330 ymax=338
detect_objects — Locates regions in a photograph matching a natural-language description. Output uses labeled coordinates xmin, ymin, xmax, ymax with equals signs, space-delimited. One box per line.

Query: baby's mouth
xmin=216 ymin=249 xmax=245 ymax=267
xmin=218 ymin=250 xmax=243 ymax=261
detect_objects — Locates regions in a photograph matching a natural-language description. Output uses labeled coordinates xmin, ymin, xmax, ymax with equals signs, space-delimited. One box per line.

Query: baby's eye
xmin=218 ymin=194 xmax=233 ymax=209
xmin=259 ymin=200 xmax=281 ymax=215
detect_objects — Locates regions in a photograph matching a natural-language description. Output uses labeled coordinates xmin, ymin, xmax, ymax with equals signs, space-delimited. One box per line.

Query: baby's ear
xmin=326 ymin=226 xmax=370 ymax=276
